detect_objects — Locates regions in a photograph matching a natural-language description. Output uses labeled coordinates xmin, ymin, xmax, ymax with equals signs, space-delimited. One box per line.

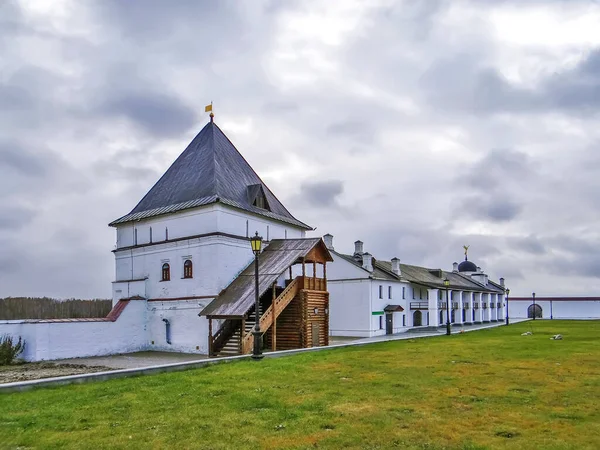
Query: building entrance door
xmin=413 ymin=310 xmax=422 ymax=326
xmin=386 ymin=313 xmax=393 ymax=335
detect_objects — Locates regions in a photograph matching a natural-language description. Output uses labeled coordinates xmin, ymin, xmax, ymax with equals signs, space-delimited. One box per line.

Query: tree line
xmin=0 ymin=297 xmax=112 ymax=320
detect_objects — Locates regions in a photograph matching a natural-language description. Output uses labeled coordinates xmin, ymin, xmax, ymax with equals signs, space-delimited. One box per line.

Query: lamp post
xmin=444 ymin=278 xmax=451 ymax=335
xmin=505 ymin=288 xmax=510 ymax=326
xmin=532 ymin=292 xmax=536 ymax=321
xmin=250 ymin=232 xmax=263 ymax=360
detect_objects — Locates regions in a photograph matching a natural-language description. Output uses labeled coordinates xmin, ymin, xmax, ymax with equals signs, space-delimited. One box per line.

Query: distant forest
xmin=0 ymin=297 xmax=112 ymax=320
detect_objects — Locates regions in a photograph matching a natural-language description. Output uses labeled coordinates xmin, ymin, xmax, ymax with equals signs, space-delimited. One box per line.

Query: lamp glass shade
xmin=443 ymin=278 xmax=450 ymax=287
xmin=250 ymin=232 xmax=263 ymax=254
xmin=506 ymin=288 xmax=510 ymax=295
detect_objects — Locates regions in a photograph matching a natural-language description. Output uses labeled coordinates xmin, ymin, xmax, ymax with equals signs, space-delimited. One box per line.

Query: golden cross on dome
xmin=463 ymin=245 xmax=470 ymax=259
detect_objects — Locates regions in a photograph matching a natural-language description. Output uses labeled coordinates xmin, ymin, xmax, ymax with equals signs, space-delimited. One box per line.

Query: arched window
xmin=162 ymin=263 xmax=170 ymax=281
xmin=184 ymin=260 xmax=193 ymax=279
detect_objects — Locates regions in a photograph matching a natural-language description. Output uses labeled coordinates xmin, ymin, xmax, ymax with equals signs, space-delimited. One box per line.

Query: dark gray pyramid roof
xmin=109 ymin=121 xmax=311 ymax=229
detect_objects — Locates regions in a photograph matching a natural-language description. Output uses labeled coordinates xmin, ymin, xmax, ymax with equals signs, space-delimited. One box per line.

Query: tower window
xmin=247 ymin=184 xmax=271 ymax=211
xmin=162 ymin=263 xmax=170 ymax=281
xmin=184 ymin=260 xmax=193 ymax=279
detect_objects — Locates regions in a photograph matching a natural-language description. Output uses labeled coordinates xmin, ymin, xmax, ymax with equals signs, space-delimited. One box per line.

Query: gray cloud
xmin=460 ymin=196 xmax=523 ymax=222
xmin=462 ymin=149 xmax=532 ymax=191
xmin=300 ymin=180 xmax=344 ymax=208
xmin=509 ymin=235 xmax=547 ymax=255
xmin=98 ymin=93 xmax=196 ymax=138
xmin=327 ymin=120 xmax=376 ymax=144
xmin=0 ymin=142 xmax=48 ymax=177
xmin=1 ymin=0 xmax=600 ymax=299
xmin=421 ymin=48 xmax=600 ymax=116
xmin=0 ymin=205 xmax=36 ymax=230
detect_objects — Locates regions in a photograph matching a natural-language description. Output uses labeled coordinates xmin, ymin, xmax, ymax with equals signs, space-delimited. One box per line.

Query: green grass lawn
xmin=1 ymin=321 xmax=599 ymax=450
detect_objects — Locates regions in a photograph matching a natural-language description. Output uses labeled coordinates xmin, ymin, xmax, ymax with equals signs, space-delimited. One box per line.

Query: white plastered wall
xmin=0 ymin=300 xmax=148 ymax=362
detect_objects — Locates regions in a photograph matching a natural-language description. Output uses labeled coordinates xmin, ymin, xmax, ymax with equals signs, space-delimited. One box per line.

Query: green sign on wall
xmin=371 ymin=311 xmax=384 ymax=316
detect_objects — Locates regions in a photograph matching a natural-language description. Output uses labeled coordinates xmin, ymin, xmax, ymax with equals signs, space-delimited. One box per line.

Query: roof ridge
xmin=209 ymin=122 xmax=220 ymax=200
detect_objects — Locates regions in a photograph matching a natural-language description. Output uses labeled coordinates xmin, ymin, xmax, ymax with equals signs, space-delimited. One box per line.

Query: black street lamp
xmin=444 ymin=278 xmax=451 ymax=335
xmin=250 ymin=232 xmax=264 ymax=360
xmin=532 ymin=292 xmax=536 ymax=321
xmin=505 ymin=288 xmax=510 ymax=325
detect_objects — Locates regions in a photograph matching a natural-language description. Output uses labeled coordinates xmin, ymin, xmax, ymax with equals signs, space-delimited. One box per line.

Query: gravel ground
xmin=0 ymin=362 xmax=112 ymax=383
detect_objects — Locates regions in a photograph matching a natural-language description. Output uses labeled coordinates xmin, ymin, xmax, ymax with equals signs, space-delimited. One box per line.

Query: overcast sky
xmin=2 ymin=0 xmax=600 ymax=299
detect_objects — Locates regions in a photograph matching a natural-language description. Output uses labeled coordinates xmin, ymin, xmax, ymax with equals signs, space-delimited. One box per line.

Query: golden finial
xmin=205 ymin=102 xmax=214 ymax=122
xmin=463 ymin=245 xmax=470 ymax=260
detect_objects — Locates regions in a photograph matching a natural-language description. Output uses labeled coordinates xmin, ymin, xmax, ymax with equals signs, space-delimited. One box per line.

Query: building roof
xmin=333 ymin=251 xmax=399 ymax=281
xmin=333 ymin=251 xmax=501 ymax=292
xmin=199 ymin=238 xmax=332 ymax=317
xmin=109 ymin=121 xmax=311 ymax=229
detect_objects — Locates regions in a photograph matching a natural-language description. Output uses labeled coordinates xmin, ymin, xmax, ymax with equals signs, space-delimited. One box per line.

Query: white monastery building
xmin=324 ymin=236 xmax=507 ymax=337
xmin=1 ymin=114 xmax=599 ymax=362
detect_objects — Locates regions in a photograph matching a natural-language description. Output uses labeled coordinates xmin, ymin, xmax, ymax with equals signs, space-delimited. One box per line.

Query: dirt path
xmin=0 ymin=363 xmax=112 ymax=383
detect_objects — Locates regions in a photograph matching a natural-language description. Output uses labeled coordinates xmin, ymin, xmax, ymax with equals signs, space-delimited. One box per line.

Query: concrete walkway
xmin=350 ymin=319 xmax=529 ymax=344
xmin=52 ymin=351 xmax=209 ymax=370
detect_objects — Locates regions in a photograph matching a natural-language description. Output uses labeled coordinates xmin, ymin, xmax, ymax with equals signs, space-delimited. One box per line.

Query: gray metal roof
xmin=333 ymin=252 xmax=399 ymax=281
xmin=335 ymin=252 xmax=500 ymax=292
xmin=199 ymin=238 xmax=332 ymax=317
xmin=109 ymin=121 xmax=311 ymax=229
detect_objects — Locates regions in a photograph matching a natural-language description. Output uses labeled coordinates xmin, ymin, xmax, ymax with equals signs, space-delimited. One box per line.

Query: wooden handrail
xmin=242 ymin=277 xmax=301 ymax=354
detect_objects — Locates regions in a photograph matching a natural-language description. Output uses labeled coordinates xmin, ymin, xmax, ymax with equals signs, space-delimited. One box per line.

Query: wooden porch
xmin=200 ymin=238 xmax=333 ymax=357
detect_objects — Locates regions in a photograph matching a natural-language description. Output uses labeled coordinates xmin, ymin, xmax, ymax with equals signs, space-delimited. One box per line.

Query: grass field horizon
xmin=1 ymin=320 xmax=598 ymax=449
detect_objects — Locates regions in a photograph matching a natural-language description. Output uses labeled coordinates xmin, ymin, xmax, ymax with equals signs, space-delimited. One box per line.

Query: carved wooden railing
xmin=241 ymin=277 xmax=301 ymax=354
xmin=302 ymin=276 xmax=326 ymax=291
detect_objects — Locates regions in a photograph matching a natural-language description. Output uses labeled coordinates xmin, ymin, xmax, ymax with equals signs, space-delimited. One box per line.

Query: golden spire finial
xmin=463 ymin=245 xmax=470 ymax=260
xmin=205 ymin=102 xmax=214 ymax=122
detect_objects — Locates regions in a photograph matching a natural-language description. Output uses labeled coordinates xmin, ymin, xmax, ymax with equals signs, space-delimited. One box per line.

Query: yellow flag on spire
xmin=204 ymin=103 xmax=213 ymax=112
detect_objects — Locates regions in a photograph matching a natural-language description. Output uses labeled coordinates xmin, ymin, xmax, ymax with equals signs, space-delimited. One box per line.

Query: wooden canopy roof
xmin=199 ymin=238 xmax=332 ymax=318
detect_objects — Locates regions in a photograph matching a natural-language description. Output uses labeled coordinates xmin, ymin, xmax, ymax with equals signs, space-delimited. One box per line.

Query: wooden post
xmin=208 ymin=318 xmax=213 ymax=357
xmin=323 ymin=262 xmax=327 ymax=290
xmin=313 ymin=261 xmax=317 ymax=289
xmin=289 ymin=266 xmax=292 ymax=282
xmin=302 ymin=258 xmax=306 ymax=289
xmin=239 ymin=319 xmax=243 ymax=353
xmin=272 ymin=282 xmax=277 ymax=351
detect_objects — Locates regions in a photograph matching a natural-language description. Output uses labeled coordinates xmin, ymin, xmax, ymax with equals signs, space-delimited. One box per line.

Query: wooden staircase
xmin=212 ymin=303 xmax=263 ymax=357
xmin=211 ymin=277 xmax=302 ymax=357
xmin=241 ymin=277 xmax=300 ymax=354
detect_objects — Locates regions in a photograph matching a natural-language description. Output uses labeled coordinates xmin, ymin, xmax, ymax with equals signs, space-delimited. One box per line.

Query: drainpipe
xmin=162 ymin=318 xmax=171 ymax=344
